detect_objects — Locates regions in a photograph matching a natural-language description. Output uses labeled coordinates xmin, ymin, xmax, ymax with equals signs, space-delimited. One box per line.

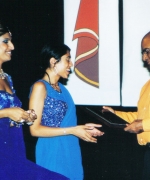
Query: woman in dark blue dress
xmin=29 ymin=43 xmax=104 ymax=179
xmin=0 ymin=22 xmax=68 ymax=180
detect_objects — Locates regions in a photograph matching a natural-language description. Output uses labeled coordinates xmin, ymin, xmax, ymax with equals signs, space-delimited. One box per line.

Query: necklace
xmin=45 ymin=72 xmax=62 ymax=93
xmin=0 ymin=69 xmax=6 ymax=79
xmin=51 ymin=83 xmax=62 ymax=93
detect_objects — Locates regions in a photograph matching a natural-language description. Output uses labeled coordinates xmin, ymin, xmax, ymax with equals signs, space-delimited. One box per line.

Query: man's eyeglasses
xmin=141 ymin=48 xmax=150 ymax=56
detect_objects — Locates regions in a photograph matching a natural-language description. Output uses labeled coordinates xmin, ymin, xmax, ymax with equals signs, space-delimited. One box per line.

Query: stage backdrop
xmin=64 ymin=0 xmax=120 ymax=105
xmin=122 ymin=0 xmax=150 ymax=106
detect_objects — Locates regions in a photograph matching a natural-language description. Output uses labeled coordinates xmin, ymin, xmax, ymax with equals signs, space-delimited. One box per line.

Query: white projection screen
xmin=64 ymin=0 xmax=120 ymax=105
xmin=122 ymin=0 xmax=150 ymax=106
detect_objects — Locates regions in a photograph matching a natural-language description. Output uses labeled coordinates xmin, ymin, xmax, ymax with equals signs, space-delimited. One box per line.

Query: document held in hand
xmin=84 ymin=106 xmax=128 ymax=128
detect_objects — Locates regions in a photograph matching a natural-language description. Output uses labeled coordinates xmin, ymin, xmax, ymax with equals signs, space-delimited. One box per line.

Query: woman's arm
xmin=0 ymin=107 xmax=30 ymax=121
xmin=29 ymin=82 xmax=103 ymax=143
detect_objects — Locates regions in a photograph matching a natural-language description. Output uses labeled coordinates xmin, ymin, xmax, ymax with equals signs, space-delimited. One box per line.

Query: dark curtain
xmin=0 ymin=0 xmax=64 ymax=108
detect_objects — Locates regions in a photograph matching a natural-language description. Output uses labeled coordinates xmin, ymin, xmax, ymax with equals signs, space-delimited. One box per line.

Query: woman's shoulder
xmin=29 ymin=80 xmax=47 ymax=98
xmin=32 ymin=80 xmax=47 ymax=91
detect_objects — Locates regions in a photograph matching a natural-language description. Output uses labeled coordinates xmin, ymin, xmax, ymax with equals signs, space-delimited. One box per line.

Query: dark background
xmin=1 ymin=1 xmax=146 ymax=179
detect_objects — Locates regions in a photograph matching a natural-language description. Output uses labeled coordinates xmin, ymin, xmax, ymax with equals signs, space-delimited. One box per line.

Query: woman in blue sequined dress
xmin=29 ymin=44 xmax=104 ymax=179
xmin=0 ymin=22 xmax=68 ymax=180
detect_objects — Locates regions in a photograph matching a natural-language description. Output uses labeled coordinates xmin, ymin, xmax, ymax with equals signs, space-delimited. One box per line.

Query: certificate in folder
xmin=84 ymin=107 xmax=127 ymax=128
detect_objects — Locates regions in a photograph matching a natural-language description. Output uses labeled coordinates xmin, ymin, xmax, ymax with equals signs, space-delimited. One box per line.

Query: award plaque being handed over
xmin=84 ymin=106 xmax=127 ymax=129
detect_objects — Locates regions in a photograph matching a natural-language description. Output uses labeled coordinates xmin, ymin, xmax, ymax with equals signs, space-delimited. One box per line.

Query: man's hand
xmin=124 ymin=119 xmax=143 ymax=134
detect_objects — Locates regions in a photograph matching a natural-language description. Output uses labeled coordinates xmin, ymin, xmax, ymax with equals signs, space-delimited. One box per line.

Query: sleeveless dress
xmin=31 ymin=80 xmax=83 ymax=180
xmin=0 ymin=74 xmax=68 ymax=180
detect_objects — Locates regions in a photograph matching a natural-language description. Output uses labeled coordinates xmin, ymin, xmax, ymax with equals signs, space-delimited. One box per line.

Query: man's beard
xmin=143 ymin=61 xmax=150 ymax=72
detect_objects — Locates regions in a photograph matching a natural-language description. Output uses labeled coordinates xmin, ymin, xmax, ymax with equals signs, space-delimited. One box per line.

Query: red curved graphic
xmin=73 ymin=0 xmax=99 ymax=88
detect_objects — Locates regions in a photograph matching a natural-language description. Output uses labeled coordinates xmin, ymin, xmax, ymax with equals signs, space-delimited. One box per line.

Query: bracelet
xmin=9 ymin=119 xmax=24 ymax=128
xmin=63 ymin=129 xmax=66 ymax=135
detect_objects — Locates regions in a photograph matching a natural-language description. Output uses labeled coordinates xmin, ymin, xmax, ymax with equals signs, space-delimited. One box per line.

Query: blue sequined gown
xmin=31 ymin=80 xmax=83 ymax=180
xmin=0 ymin=74 xmax=68 ymax=180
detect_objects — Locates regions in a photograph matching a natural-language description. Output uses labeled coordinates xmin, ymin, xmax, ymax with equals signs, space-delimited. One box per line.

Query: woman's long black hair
xmin=39 ymin=43 xmax=70 ymax=78
xmin=0 ymin=21 xmax=10 ymax=36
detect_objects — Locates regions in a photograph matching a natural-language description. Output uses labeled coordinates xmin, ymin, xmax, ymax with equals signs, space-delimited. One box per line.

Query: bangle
xmin=63 ymin=129 xmax=66 ymax=135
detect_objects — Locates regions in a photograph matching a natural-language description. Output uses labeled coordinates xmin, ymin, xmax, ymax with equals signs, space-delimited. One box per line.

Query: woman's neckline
xmin=41 ymin=79 xmax=62 ymax=93
xmin=44 ymin=72 xmax=62 ymax=93
xmin=0 ymin=90 xmax=14 ymax=96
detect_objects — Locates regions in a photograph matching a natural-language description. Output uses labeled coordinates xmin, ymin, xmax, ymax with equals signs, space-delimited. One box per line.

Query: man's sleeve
xmin=115 ymin=111 xmax=138 ymax=123
xmin=142 ymin=118 xmax=150 ymax=132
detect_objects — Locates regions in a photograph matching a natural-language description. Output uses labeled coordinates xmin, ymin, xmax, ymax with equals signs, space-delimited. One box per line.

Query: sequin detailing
xmin=0 ymin=91 xmax=21 ymax=109
xmin=6 ymin=74 xmax=15 ymax=94
xmin=0 ymin=74 xmax=21 ymax=109
xmin=0 ymin=74 xmax=22 ymax=127
xmin=41 ymin=95 xmax=68 ymax=127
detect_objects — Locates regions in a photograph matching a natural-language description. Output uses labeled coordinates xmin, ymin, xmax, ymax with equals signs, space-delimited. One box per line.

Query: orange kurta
xmin=115 ymin=80 xmax=150 ymax=145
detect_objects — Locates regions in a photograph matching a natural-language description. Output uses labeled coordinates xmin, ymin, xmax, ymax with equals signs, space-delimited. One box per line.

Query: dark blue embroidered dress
xmin=0 ymin=74 xmax=68 ymax=180
xmin=32 ymin=80 xmax=83 ymax=180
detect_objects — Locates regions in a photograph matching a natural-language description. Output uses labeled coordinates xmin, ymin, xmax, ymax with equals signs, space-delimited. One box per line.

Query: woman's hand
xmin=4 ymin=107 xmax=37 ymax=124
xmin=25 ymin=109 xmax=37 ymax=125
xmin=5 ymin=107 xmax=29 ymax=122
xmin=71 ymin=124 xmax=104 ymax=143
xmin=103 ymin=106 xmax=115 ymax=113
xmin=85 ymin=123 xmax=104 ymax=137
